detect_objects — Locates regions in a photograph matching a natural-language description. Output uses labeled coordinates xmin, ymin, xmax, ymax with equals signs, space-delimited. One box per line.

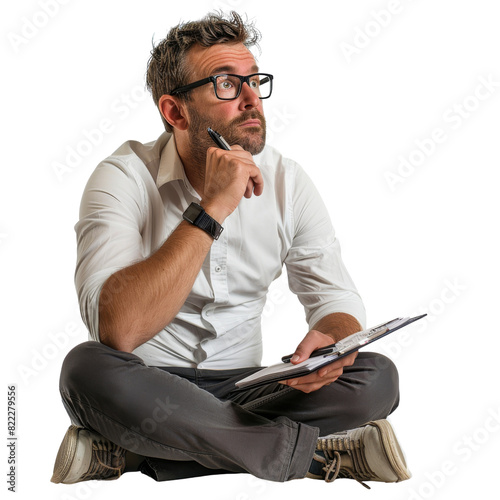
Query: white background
xmin=2 ymin=0 xmax=499 ymax=499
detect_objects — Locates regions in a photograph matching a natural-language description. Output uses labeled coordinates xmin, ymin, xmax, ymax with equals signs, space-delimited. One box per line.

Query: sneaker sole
xmin=368 ymin=420 xmax=411 ymax=481
xmin=51 ymin=425 xmax=80 ymax=484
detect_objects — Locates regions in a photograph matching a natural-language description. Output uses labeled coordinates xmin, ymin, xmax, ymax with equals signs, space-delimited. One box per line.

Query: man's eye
xmin=249 ymin=80 xmax=259 ymax=89
xmin=219 ymin=80 xmax=234 ymax=90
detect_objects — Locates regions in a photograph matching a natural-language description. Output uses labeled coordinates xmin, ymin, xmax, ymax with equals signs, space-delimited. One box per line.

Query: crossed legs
xmin=58 ymin=341 xmax=399 ymax=482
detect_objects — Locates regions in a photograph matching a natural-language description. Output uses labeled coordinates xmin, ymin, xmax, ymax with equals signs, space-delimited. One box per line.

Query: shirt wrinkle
xmin=75 ymin=132 xmax=366 ymax=368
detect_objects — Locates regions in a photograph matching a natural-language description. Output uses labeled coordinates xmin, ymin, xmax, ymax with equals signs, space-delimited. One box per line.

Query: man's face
xmin=182 ymin=42 xmax=267 ymax=157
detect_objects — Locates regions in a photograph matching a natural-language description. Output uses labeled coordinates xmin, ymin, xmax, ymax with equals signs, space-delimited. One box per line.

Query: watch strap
xmin=183 ymin=202 xmax=223 ymax=240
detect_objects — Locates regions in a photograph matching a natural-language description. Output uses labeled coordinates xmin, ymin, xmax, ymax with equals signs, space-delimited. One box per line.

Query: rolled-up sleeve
xmin=74 ymin=159 xmax=147 ymax=341
xmin=284 ymin=164 xmax=366 ymax=329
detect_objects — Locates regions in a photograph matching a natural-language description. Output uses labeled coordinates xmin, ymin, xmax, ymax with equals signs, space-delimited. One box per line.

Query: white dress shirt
xmin=75 ymin=132 xmax=366 ymax=368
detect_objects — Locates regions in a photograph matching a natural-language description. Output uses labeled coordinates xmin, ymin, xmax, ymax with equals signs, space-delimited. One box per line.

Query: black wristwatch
xmin=182 ymin=202 xmax=224 ymax=240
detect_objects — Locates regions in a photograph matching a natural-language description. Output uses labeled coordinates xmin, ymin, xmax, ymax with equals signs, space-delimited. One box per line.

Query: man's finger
xmin=250 ymin=166 xmax=264 ymax=196
xmin=281 ymin=351 xmax=359 ymax=390
xmin=244 ymin=179 xmax=254 ymax=198
xmin=283 ymin=367 xmax=342 ymax=387
xmin=290 ymin=330 xmax=325 ymax=364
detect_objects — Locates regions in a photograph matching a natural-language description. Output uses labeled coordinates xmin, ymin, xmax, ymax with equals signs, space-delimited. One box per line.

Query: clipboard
xmin=234 ymin=314 xmax=426 ymax=390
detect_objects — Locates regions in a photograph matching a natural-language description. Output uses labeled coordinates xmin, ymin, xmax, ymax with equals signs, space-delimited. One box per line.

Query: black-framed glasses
xmin=169 ymin=73 xmax=274 ymax=100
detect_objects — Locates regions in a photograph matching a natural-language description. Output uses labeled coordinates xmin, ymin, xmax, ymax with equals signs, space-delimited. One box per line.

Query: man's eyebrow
xmin=210 ymin=64 xmax=260 ymax=75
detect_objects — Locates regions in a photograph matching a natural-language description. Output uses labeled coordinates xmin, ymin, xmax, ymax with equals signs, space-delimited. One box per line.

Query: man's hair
xmin=146 ymin=11 xmax=262 ymax=132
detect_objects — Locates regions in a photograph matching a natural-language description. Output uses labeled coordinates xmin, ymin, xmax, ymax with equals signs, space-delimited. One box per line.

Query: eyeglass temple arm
xmin=170 ymin=76 xmax=213 ymax=95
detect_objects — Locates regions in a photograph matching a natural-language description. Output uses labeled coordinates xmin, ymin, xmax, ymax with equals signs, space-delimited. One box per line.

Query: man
xmin=51 ymin=11 xmax=410 ymax=487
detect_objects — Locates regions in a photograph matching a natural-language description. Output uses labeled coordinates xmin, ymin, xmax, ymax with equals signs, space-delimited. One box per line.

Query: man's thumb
xmin=290 ymin=345 xmax=309 ymax=364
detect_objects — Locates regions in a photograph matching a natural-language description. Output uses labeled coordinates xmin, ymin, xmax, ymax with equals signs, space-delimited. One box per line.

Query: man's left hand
xmin=279 ymin=329 xmax=358 ymax=393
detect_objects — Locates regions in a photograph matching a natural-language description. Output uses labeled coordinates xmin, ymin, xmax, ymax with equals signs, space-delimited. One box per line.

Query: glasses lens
xmin=249 ymin=74 xmax=272 ymax=99
xmin=215 ymin=75 xmax=241 ymax=99
xmin=214 ymin=74 xmax=272 ymax=99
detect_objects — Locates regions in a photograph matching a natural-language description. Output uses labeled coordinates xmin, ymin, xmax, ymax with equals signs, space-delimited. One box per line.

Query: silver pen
xmin=207 ymin=127 xmax=231 ymax=150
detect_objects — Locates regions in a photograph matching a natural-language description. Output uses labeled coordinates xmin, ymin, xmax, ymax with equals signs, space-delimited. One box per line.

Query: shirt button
xmin=215 ymin=265 xmax=222 ymax=273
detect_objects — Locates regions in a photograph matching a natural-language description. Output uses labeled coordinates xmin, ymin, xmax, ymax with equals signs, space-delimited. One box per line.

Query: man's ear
xmin=159 ymin=95 xmax=189 ymax=131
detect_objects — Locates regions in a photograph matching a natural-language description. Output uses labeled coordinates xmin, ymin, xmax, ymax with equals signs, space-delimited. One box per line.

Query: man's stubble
xmin=186 ymin=104 xmax=267 ymax=168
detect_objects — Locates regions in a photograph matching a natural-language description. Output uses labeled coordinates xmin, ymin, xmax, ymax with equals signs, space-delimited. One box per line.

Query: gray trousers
xmin=59 ymin=341 xmax=400 ymax=482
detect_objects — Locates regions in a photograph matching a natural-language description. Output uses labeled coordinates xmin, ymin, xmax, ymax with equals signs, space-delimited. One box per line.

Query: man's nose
xmin=239 ymin=81 xmax=260 ymax=109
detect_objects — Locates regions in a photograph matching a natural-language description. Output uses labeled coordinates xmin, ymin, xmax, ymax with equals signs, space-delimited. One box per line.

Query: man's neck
xmin=174 ymin=132 xmax=206 ymax=197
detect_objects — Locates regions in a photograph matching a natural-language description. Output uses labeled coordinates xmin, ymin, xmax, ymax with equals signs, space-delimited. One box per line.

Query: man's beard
xmin=186 ymin=105 xmax=267 ymax=167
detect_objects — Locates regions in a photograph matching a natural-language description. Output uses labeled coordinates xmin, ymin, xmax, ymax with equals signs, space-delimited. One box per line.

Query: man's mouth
xmin=238 ymin=119 xmax=261 ymax=128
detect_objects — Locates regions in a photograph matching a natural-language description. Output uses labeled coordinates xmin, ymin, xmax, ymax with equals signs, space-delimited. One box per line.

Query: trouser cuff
xmin=285 ymin=422 xmax=319 ymax=480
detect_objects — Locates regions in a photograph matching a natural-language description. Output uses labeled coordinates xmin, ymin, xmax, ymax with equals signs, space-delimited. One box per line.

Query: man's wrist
xmin=312 ymin=313 xmax=362 ymax=343
xmin=199 ymin=200 xmax=231 ymax=224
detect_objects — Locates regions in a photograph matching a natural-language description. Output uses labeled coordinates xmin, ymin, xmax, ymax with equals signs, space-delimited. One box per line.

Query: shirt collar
xmin=156 ymin=133 xmax=187 ymax=189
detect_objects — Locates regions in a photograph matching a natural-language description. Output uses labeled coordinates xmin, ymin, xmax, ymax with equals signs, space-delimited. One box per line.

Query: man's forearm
xmin=98 ymin=220 xmax=214 ymax=352
xmin=312 ymin=312 xmax=362 ymax=343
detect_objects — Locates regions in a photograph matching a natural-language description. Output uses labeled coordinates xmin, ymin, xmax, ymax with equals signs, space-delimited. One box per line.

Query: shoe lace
xmin=322 ymin=450 xmax=341 ymax=483
xmin=318 ymin=445 xmax=371 ymax=489
xmin=81 ymin=440 xmax=125 ymax=481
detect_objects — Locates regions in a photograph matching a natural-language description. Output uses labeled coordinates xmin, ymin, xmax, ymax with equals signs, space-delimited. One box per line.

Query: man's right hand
xmin=201 ymin=145 xmax=264 ymax=222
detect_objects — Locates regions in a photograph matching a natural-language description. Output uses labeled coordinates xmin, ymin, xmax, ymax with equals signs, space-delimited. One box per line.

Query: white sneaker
xmin=51 ymin=425 xmax=126 ymax=484
xmin=307 ymin=419 xmax=411 ymax=488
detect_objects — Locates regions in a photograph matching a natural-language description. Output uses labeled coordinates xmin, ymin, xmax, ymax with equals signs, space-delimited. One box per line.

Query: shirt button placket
xmin=211 ymin=225 xmax=228 ymax=300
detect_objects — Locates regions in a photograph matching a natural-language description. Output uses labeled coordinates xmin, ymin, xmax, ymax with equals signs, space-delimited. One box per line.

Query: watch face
xmin=183 ymin=203 xmax=202 ymax=223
